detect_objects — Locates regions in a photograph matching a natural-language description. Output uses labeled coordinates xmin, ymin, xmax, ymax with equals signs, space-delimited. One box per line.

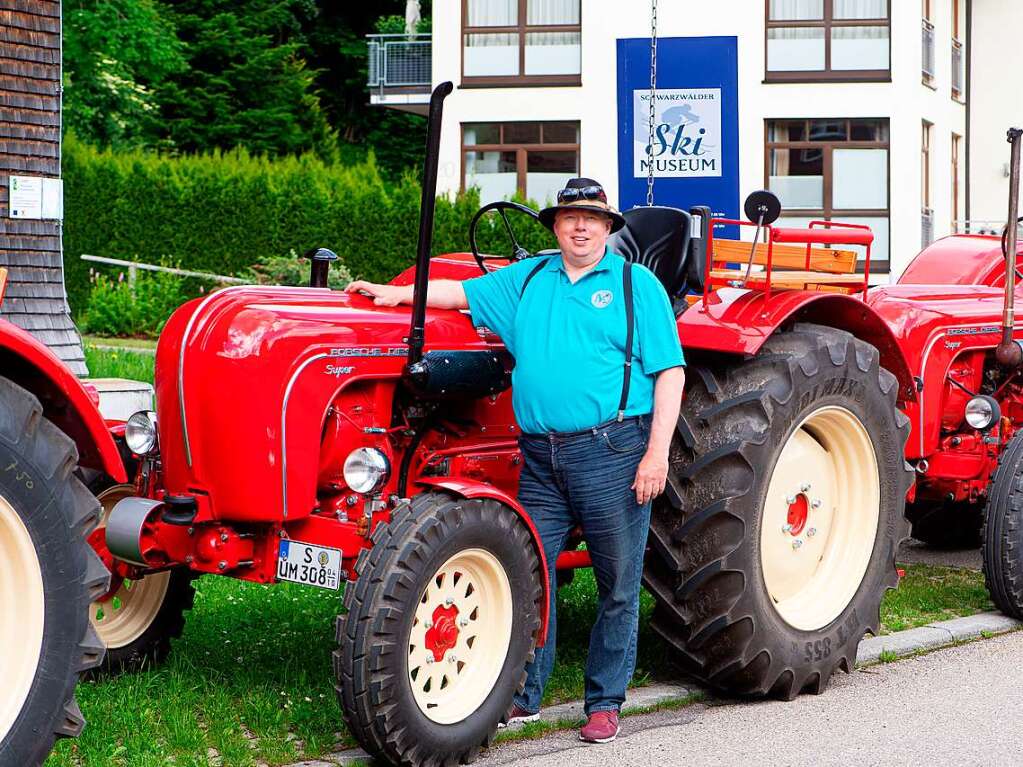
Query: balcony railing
xmin=952 ymin=38 xmax=964 ymax=98
xmin=922 ymin=208 xmax=934 ymax=248
xmin=367 ymin=33 xmax=431 ymax=90
xmin=922 ymin=20 xmax=935 ymax=81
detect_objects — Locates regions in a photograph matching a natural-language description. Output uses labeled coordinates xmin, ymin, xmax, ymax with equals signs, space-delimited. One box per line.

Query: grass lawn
xmin=85 ymin=346 xmax=155 ymax=383
xmin=48 ymin=563 xmax=992 ymax=767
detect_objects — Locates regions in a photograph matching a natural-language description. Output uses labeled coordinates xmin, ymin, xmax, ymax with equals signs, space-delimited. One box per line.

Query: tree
xmin=157 ymin=0 xmax=338 ymax=159
xmin=63 ymin=0 xmax=185 ymax=148
xmin=299 ymin=2 xmax=429 ymax=177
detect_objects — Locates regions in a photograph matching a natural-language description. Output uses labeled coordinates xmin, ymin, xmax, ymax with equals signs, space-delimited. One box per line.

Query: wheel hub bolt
xmin=424 ymin=621 xmax=433 ymax=629
xmin=801 ymin=483 xmax=811 ymax=492
xmin=782 ymin=524 xmax=793 ymax=534
xmin=785 ymin=495 xmax=797 ymax=505
xmin=444 ymin=597 xmax=454 ymax=606
xmin=426 ymin=656 xmax=434 ymax=664
xmin=811 ymin=499 xmax=822 ymax=509
xmin=792 ymin=540 xmax=803 ymax=550
xmin=448 ymin=655 xmax=458 ymax=663
xmin=459 ymin=618 xmax=469 ymax=627
xmin=807 ymin=527 xmax=817 ymax=537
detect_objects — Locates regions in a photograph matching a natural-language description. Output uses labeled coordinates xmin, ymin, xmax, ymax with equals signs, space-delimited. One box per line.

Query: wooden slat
xmin=0 ymin=57 xmax=59 ymax=80
xmin=0 ymin=267 xmax=7 ymax=305
xmin=0 ymin=25 xmax=59 ymax=49
xmin=0 ymin=106 xmax=58 ymax=126
xmin=1 ymin=2 xmax=61 ymax=20
xmin=710 ymin=268 xmax=866 ymax=289
xmin=0 ymin=42 xmax=59 ymax=64
xmin=0 ymin=10 xmax=60 ymax=33
xmin=711 ymin=239 xmax=857 ymax=274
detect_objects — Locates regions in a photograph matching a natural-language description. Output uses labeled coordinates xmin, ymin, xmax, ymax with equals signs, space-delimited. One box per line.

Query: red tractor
xmin=5 ymin=81 xmax=1023 ymax=766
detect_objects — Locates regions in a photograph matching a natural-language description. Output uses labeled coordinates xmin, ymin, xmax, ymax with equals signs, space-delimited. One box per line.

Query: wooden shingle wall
xmin=0 ymin=0 xmax=87 ymax=376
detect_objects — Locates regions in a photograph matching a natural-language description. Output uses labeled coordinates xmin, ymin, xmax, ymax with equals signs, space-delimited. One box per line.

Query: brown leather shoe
xmin=497 ymin=704 xmax=540 ymax=728
xmin=579 ymin=710 xmax=620 ymax=743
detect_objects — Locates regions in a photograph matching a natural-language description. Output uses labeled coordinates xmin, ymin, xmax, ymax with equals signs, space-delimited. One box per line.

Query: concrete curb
xmin=285 ymin=611 xmax=1022 ymax=767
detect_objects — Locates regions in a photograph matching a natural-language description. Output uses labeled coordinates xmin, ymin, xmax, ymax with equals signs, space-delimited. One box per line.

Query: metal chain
xmin=646 ymin=0 xmax=658 ymax=207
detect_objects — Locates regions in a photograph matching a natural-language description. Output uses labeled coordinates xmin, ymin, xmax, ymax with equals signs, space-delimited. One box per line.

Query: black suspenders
xmin=518 ymin=257 xmax=635 ymax=423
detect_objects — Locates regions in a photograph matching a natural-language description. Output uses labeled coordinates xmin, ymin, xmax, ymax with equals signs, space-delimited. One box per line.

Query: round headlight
xmin=125 ymin=410 xmax=158 ymax=455
xmin=343 ymin=448 xmax=390 ymax=494
xmin=965 ymin=395 xmax=1001 ymax=431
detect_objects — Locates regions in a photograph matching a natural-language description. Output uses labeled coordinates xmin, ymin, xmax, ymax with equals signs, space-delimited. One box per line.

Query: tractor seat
xmin=607 ymin=206 xmax=693 ymax=314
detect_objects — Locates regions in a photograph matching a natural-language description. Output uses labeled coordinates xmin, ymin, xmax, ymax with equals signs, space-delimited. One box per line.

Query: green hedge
xmin=64 ymin=136 xmax=556 ymax=315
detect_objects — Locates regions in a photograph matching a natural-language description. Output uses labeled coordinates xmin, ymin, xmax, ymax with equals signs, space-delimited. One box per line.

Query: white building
xmin=368 ymin=1 xmax=1021 ymax=279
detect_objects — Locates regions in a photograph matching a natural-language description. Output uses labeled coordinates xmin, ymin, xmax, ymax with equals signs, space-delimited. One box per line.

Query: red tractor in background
xmin=6 ymin=80 xmax=1023 ymax=767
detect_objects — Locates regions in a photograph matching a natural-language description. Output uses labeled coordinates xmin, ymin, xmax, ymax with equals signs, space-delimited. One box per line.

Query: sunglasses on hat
xmin=556 ymin=185 xmax=608 ymax=205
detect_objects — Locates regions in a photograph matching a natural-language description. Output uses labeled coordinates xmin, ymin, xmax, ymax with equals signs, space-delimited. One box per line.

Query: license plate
xmin=276 ymin=539 xmax=343 ymax=590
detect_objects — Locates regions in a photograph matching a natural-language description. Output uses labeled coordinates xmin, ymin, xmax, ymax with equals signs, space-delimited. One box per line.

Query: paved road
xmin=898 ymin=538 xmax=982 ymax=570
xmin=478 ymin=631 xmax=1023 ymax=767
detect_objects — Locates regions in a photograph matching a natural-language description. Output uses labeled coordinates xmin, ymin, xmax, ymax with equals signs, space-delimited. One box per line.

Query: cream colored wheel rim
xmin=91 ymin=485 xmax=171 ymax=649
xmin=0 ymin=493 xmax=45 ymax=740
xmin=759 ymin=406 xmax=880 ymax=631
xmin=408 ymin=548 xmax=513 ymax=724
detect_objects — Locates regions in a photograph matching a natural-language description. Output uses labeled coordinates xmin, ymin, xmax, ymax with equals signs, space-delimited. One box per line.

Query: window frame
xmin=764 ymin=0 xmax=892 ymax=83
xmin=461 ymin=121 xmax=581 ymax=200
xmin=764 ymin=117 xmax=891 ymax=272
xmin=461 ymin=0 xmax=582 ymax=88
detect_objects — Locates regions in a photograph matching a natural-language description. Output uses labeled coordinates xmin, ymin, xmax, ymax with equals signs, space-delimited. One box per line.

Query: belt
xmin=521 ymin=414 xmax=649 ymax=440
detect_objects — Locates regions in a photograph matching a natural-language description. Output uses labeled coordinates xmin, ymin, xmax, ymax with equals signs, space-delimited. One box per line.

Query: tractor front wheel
xmin=644 ymin=324 xmax=913 ymax=699
xmin=982 ymin=432 xmax=1023 ymax=618
xmin=89 ymin=484 xmax=195 ymax=672
xmin=0 ymin=377 xmax=108 ymax=766
xmin=335 ymin=493 xmax=543 ymax=767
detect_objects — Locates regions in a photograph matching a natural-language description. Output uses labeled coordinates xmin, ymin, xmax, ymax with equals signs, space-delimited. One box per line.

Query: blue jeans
xmin=513 ymin=415 xmax=652 ymax=716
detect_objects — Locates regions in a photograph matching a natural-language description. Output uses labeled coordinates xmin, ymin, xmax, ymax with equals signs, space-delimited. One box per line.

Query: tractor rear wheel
xmin=644 ymin=324 xmax=913 ymax=699
xmin=981 ymin=432 xmax=1023 ymax=618
xmin=89 ymin=484 xmax=195 ymax=672
xmin=0 ymin=377 xmax=108 ymax=766
xmin=335 ymin=493 xmax=543 ymax=767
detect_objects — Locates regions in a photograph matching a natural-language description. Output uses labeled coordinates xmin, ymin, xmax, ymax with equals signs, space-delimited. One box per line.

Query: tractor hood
xmin=153 ymin=283 xmax=489 ymax=522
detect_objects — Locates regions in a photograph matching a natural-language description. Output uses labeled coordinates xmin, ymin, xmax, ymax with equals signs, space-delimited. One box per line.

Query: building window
xmin=766 ymin=0 xmax=891 ymax=82
xmin=951 ymin=0 xmax=965 ymax=101
xmin=922 ymin=0 xmax=935 ymax=86
xmin=463 ymin=121 xmax=579 ymax=204
xmin=922 ymin=120 xmax=933 ymax=247
xmin=766 ymin=118 xmax=890 ymax=269
xmin=952 ymin=132 xmax=961 ymax=231
xmin=462 ymin=0 xmax=581 ymax=86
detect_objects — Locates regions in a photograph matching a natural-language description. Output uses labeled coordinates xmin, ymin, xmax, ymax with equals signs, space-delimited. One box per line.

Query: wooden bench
xmin=708 ymin=238 xmax=864 ymax=293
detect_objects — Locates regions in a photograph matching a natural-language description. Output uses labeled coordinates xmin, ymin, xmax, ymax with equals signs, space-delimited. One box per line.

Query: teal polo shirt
xmin=462 ymin=247 xmax=685 ymax=434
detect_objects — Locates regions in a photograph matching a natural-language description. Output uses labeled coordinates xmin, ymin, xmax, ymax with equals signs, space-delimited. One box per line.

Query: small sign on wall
xmin=9 ymin=175 xmax=63 ymax=219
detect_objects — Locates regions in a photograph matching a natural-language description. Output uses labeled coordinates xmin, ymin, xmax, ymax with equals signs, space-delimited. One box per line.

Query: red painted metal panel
xmin=0 ymin=319 xmax=126 ymax=482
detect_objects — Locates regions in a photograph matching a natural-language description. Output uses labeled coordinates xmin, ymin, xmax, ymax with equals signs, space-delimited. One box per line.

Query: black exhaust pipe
xmin=996 ymin=127 xmax=1023 ymax=369
xmin=407 ymin=81 xmax=454 ymax=368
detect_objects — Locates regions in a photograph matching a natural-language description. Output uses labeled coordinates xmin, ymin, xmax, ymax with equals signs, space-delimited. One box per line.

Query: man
xmin=346 ymin=177 xmax=686 ymax=744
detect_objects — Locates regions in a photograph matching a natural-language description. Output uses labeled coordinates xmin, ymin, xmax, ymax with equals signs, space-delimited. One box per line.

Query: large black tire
xmin=89 ymin=484 xmax=195 ymax=673
xmin=981 ymin=432 xmax=1023 ymax=618
xmin=335 ymin=493 xmax=543 ymax=767
xmin=0 ymin=377 xmax=109 ymax=766
xmin=908 ymin=499 xmax=982 ymax=549
xmin=644 ymin=323 xmax=913 ymax=699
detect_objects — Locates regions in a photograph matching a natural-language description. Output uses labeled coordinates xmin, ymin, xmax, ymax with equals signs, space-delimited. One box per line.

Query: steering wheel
xmin=468 ymin=201 xmax=541 ymax=274
xmin=1001 ymin=216 xmax=1023 ymax=282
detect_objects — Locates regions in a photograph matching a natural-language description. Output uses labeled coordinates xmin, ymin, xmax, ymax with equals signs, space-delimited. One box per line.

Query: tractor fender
xmin=0 ymin=320 xmax=127 ymax=483
xmin=682 ymin=290 xmax=916 ymax=402
xmin=415 ymin=476 xmax=552 ymax=646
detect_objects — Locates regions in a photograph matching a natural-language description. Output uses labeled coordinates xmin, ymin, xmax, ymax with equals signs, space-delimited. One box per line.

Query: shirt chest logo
xmin=591 ymin=290 xmax=614 ymax=309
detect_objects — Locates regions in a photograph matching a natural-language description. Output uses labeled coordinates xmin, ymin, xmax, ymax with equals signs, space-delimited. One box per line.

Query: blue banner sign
xmin=616 ymin=36 xmax=739 ymax=220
